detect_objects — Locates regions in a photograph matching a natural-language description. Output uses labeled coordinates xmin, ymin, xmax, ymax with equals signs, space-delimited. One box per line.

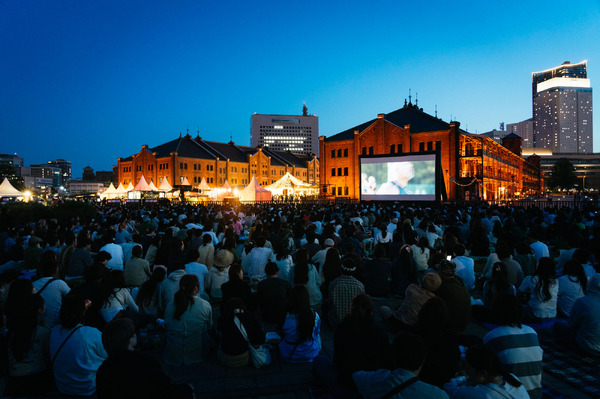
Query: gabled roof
xmin=201 ymin=140 xmax=251 ymax=163
xmin=325 ymin=104 xmax=452 ymax=142
xmin=152 ymin=136 xmax=215 ymax=160
xmin=503 ymin=133 xmax=521 ymax=139
xmin=264 ymin=149 xmax=311 ymax=168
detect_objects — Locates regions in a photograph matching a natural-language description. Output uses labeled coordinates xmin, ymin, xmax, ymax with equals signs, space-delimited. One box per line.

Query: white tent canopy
xmin=198 ymin=177 xmax=211 ymax=192
xmin=265 ymin=172 xmax=317 ymax=197
xmin=158 ymin=177 xmax=173 ymax=191
xmin=115 ymin=183 xmax=127 ymax=195
xmin=181 ymin=176 xmax=191 ymax=186
xmin=134 ymin=175 xmax=151 ymax=191
xmin=148 ymin=180 xmax=158 ymax=191
xmin=0 ymin=178 xmax=23 ymax=197
xmin=103 ymin=183 xmax=117 ymax=194
xmin=125 ymin=182 xmax=134 ymax=191
xmin=238 ymin=176 xmax=272 ymax=202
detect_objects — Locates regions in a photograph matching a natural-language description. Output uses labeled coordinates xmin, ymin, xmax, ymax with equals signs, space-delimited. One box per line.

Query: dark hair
xmin=203 ymin=234 xmax=212 ymax=245
xmin=256 ymin=235 xmax=267 ymax=248
xmin=535 ymin=257 xmax=556 ymax=302
xmin=491 ymin=262 xmax=510 ymax=293
xmin=173 ymin=274 xmax=199 ymax=320
xmin=98 ymin=270 xmax=127 ymax=308
xmin=346 ymin=293 xmax=374 ymax=332
xmin=467 ymin=344 xmax=522 ymax=388
xmin=265 ymin=261 xmax=279 ymax=276
xmin=492 ymin=292 xmax=522 ymax=327
xmin=453 ymin=243 xmax=466 ymax=256
xmin=417 ymin=236 xmax=429 ymax=253
xmin=373 ymin=244 xmax=386 ymax=259
xmin=96 ymin=251 xmax=112 ymax=263
xmin=132 ymin=245 xmax=143 ymax=258
xmin=392 ymin=331 xmax=427 ymax=371
xmin=228 ymin=264 xmax=243 ymax=280
xmin=414 ymin=297 xmax=449 ymax=335
xmin=563 ymin=259 xmax=587 ymax=293
xmin=8 ymin=294 xmax=44 ymax=362
xmin=102 ymin=318 xmax=136 ymax=357
xmin=84 ymin=263 xmax=105 ymax=282
xmin=287 ymin=285 xmax=314 ymax=343
xmin=293 ymin=248 xmax=310 ymax=285
xmin=136 ymin=267 xmax=166 ymax=307
xmin=59 ymin=295 xmax=87 ymax=329
xmin=187 ymin=249 xmax=199 ymax=263
xmin=5 ymin=279 xmax=35 ymax=330
xmin=40 ymin=251 xmax=59 ymax=277
xmin=495 ymin=241 xmax=511 ymax=260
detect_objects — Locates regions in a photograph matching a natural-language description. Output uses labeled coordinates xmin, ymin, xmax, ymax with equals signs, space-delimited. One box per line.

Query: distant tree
xmin=0 ymin=164 xmax=25 ymax=191
xmin=548 ymin=158 xmax=577 ymax=190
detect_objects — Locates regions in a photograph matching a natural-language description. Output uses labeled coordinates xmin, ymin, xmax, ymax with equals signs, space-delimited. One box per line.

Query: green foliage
xmin=548 ymin=158 xmax=577 ymax=190
xmin=1 ymin=201 xmax=99 ymax=225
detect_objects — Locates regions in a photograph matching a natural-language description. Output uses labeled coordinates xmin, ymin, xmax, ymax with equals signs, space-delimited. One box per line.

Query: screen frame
xmin=359 ymin=150 xmax=441 ymax=202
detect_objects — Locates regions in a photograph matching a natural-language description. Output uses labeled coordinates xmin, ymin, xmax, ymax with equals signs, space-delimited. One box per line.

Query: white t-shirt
xmin=100 ymin=243 xmax=124 ymax=270
xmin=529 ymin=241 xmax=549 ymax=263
xmin=185 ymin=262 xmax=209 ymax=297
xmin=519 ymin=275 xmax=558 ymax=318
xmin=557 ymin=275 xmax=585 ymax=317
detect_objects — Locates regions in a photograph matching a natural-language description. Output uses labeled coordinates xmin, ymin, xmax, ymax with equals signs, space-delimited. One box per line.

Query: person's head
xmin=228 ymin=263 xmax=244 ymax=281
xmin=202 ymin=234 xmax=212 ymax=245
xmin=8 ymin=293 xmax=45 ymax=362
xmin=288 ymin=285 xmax=314 ymax=342
xmin=465 ymin=344 xmax=522 ymax=388
xmin=131 ymin=245 xmax=143 ymax=259
xmin=495 ymin=241 xmax=511 ymax=260
xmin=347 ymin=293 xmax=374 ymax=327
xmin=173 ymin=274 xmax=200 ymax=320
xmin=373 ymin=244 xmax=386 ymax=259
xmin=387 ymin=161 xmax=414 ymax=187
xmin=453 ymin=243 xmax=466 ymax=257
xmin=340 ymin=258 xmax=357 ymax=276
xmin=491 ymin=262 xmax=510 ymax=289
xmin=438 ymin=259 xmax=456 ymax=279
xmin=492 ymin=292 xmax=522 ymax=327
xmin=256 ymin=235 xmax=267 ymax=248
xmin=563 ymin=259 xmax=587 ymax=293
xmin=76 ymin=236 xmax=91 ymax=249
xmin=39 ymin=251 xmax=59 ymax=277
xmin=213 ymin=249 xmax=234 ymax=270
xmin=392 ymin=331 xmax=427 ymax=375
xmin=59 ymin=295 xmax=87 ymax=329
xmin=187 ymin=249 xmax=200 ymax=263
xmin=84 ymin=263 xmax=105 ymax=283
xmin=265 ymin=261 xmax=279 ymax=277
xmin=96 ymin=251 xmax=112 ymax=265
xmin=421 ymin=272 xmax=442 ymax=292
xmin=102 ymin=318 xmax=136 ymax=357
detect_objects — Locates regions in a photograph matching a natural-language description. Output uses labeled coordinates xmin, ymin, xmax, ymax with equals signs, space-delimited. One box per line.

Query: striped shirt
xmin=483 ymin=325 xmax=543 ymax=399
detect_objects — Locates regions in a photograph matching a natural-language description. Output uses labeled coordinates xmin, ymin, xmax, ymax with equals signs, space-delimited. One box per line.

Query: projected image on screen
xmin=360 ymin=154 xmax=437 ymax=201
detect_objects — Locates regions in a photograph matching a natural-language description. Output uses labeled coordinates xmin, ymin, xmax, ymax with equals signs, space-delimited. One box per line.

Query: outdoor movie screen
xmin=360 ymin=153 xmax=437 ymax=201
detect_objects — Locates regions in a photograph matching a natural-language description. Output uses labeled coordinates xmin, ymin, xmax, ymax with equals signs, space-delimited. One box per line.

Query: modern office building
xmin=24 ymin=164 xmax=62 ymax=187
xmin=506 ymin=118 xmax=534 ymax=149
xmin=251 ymin=106 xmax=319 ymax=156
xmin=47 ymin=159 xmax=72 ymax=182
xmin=0 ymin=154 xmax=24 ymax=176
xmin=532 ymin=61 xmax=593 ymax=153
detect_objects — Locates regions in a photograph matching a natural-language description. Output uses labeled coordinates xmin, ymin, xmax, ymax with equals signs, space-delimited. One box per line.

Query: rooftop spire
xmin=408 ymin=89 xmax=412 ymax=105
xmin=302 ymin=102 xmax=308 ymax=116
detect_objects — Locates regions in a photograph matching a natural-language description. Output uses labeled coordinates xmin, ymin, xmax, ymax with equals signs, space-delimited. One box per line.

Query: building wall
xmin=506 ymin=119 xmax=534 ymax=149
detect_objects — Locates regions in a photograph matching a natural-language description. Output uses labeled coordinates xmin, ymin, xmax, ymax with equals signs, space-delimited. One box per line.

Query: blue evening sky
xmin=1 ymin=0 xmax=598 ymax=177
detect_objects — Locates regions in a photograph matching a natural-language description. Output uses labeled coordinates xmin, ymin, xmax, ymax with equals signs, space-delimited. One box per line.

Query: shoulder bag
xmin=234 ymin=315 xmax=271 ymax=368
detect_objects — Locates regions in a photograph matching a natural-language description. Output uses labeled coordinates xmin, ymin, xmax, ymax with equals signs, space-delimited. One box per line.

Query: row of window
xmin=331 ymin=167 xmax=349 ymax=177
xmin=322 ymin=186 xmax=349 ymax=196
xmin=331 ymin=148 xmax=349 ymax=158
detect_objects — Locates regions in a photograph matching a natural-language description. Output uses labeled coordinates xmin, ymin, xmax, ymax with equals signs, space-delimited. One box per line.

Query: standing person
xmin=124 ymin=245 xmax=151 ymax=287
xmin=96 ymin=318 xmax=194 ymax=399
xmin=279 ymin=285 xmax=321 ymax=363
xmin=518 ymin=257 xmax=558 ymax=321
xmin=484 ymin=293 xmax=544 ymax=399
xmin=50 ymin=295 xmax=107 ymax=397
xmin=327 ymin=258 xmax=365 ymax=330
xmin=163 ymin=274 xmax=213 ymax=366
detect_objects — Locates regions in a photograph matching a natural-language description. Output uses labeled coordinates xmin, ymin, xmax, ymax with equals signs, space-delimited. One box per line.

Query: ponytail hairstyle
xmin=465 ymin=344 xmax=523 ymax=388
xmin=9 ymin=294 xmax=44 ymax=362
xmin=347 ymin=293 xmax=374 ymax=333
xmin=535 ymin=257 xmax=557 ymax=302
xmin=136 ymin=267 xmax=167 ymax=307
xmin=293 ymin=248 xmax=310 ymax=285
xmin=491 ymin=262 xmax=510 ymax=293
xmin=563 ymin=259 xmax=587 ymax=293
xmin=417 ymin=236 xmax=429 ymax=254
xmin=173 ymin=274 xmax=199 ymax=320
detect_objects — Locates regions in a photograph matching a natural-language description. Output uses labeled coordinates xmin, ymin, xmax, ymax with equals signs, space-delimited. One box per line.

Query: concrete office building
xmin=532 ymin=61 xmax=593 ymax=153
xmin=251 ymin=106 xmax=319 ymax=156
xmin=506 ymin=118 xmax=534 ymax=149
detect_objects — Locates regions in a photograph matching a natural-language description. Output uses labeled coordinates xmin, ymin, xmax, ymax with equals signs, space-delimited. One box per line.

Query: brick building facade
xmin=115 ymin=133 xmax=319 ymax=190
xmin=320 ymin=102 xmax=542 ymax=201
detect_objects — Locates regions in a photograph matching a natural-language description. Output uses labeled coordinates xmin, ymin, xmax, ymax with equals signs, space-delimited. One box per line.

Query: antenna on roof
xmin=186 ymin=124 xmax=189 ymax=136
xmin=408 ymin=89 xmax=412 ymax=105
xmin=197 ymin=126 xmax=200 ymax=138
xmin=415 ymin=92 xmax=418 ymax=106
xmin=435 ymin=105 xmax=438 ymax=118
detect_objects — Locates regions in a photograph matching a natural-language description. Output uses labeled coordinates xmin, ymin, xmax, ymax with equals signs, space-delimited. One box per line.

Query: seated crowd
xmin=0 ymin=201 xmax=598 ymax=398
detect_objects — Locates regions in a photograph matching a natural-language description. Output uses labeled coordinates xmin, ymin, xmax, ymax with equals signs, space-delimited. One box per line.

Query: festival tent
xmin=158 ymin=177 xmax=173 ymax=191
xmin=0 ymin=178 xmax=24 ymax=198
xmin=181 ymin=176 xmax=191 ymax=186
xmin=125 ymin=182 xmax=134 ymax=191
xmin=198 ymin=177 xmax=211 ymax=193
xmin=238 ymin=176 xmax=272 ymax=202
xmin=115 ymin=183 xmax=128 ymax=196
xmin=100 ymin=183 xmax=118 ymax=199
xmin=134 ymin=175 xmax=152 ymax=191
xmin=148 ymin=180 xmax=158 ymax=191
xmin=265 ymin=172 xmax=316 ymax=196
